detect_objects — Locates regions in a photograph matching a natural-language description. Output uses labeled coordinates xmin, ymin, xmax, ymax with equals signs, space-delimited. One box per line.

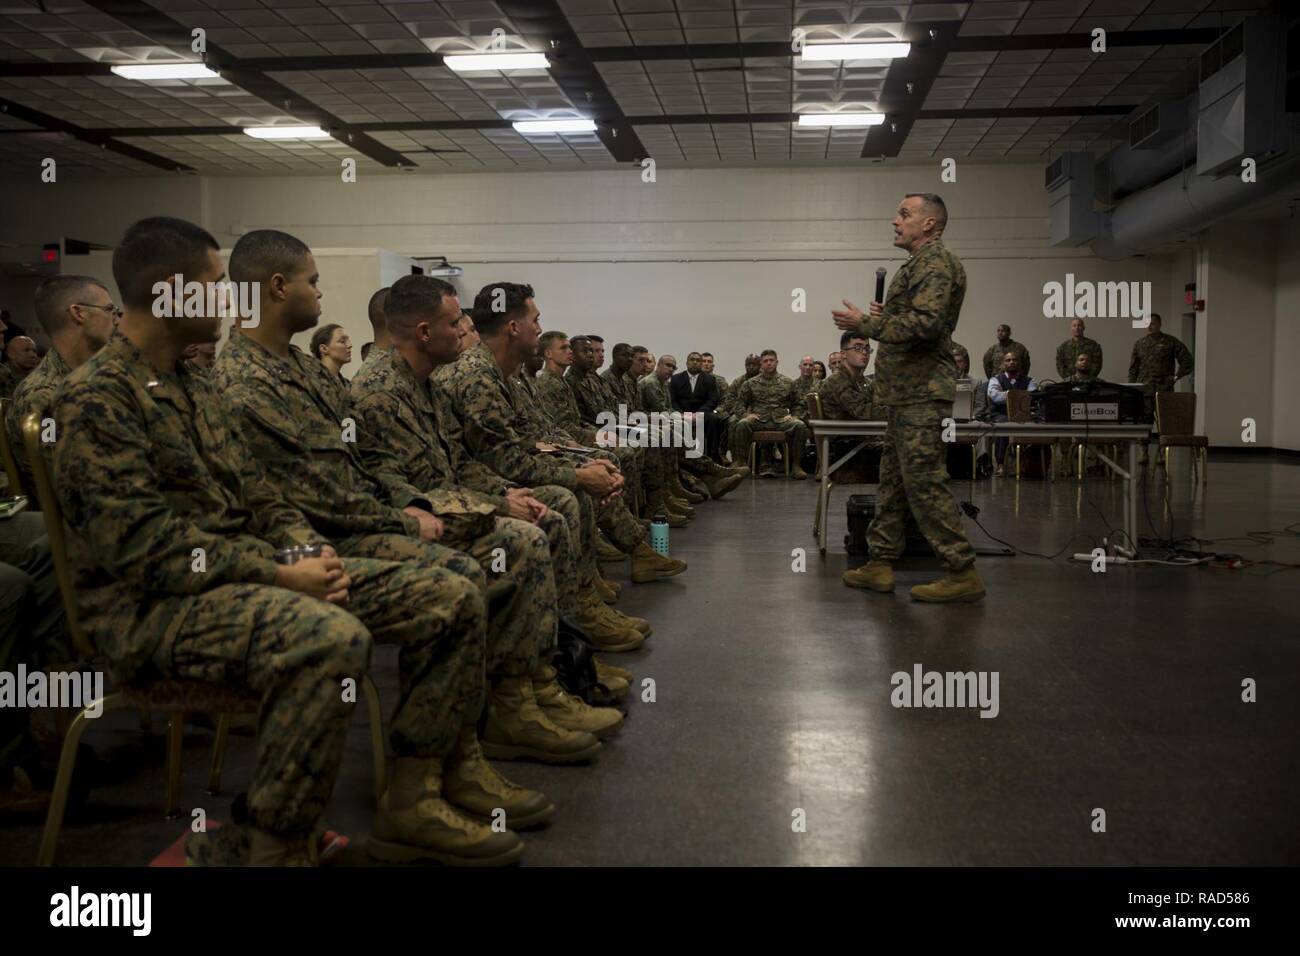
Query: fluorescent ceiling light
xmin=800 ymin=42 xmax=910 ymax=62
xmin=797 ymin=112 xmax=886 ymax=128
xmin=513 ymin=119 xmax=597 ymax=134
xmin=110 ymin=63 xmax=220 ymax=80
xmin=243 ymin=125 xmax=332 ymax=140
xmin=444 ymin=52 xmax=549 ymax=72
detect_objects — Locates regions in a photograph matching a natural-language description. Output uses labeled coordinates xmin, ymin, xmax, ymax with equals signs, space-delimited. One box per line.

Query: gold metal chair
xmin=1155 ymin=392 xmax=1208 ymax=483
xmin=749 ymin=428 xmax=790 ymax=475
xmin=22 ymin=414 xmax=387 ymax=865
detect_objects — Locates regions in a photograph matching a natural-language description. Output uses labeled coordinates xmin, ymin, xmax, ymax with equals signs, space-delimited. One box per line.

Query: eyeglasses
xmin=843 ymin=344 xmax=869 ymax=354
xmin=76 ymin=302 xmax=123 ymax=319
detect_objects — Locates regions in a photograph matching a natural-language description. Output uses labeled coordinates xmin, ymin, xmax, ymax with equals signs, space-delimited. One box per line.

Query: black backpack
xmin=553 ymin=615 xmax=620 ymax=708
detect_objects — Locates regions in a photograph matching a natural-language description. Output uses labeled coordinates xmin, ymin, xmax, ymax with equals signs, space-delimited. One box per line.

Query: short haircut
xmin=309 ymin=323 xmax=341 ymax=361
xmin=386 ymin=275 xmax=458 ymax=334
xmin=760 ymin=349 xmax=777 ymax=359
xmin=612 ymin=342 xmax=632 ymax=358
xmin=34 ymin=274 xmax=106 ymax=336
xmin=700 ymin=352 xmax=713 ymax=359
xmin=368 ymin=287 xmax=390 ymax=328
xmin=570 ymin=335 xmax=592 ymax=352
xmin=361 ymin=341 xmax=373 ymax=361
xmin=586 ymin=335 xmax=604 ymax=344
xmin=112 ymin=216 xmax=219 ymax=311
xmin=539 ymin=330 xmax=568 ymax=353
xmin=228 ymin=229 xmax=311 ymax=285
xmin=905 ymin=192 xmax=949 ymax=231
xmin=471 ymin=281 xmax=534 ymax=336
xmin=631 ymin=346 xmax=649 ymax=356
xmin=1150 ymin=312 xmax=1162 ymax=323
xmin=839 ymin=330 xmax=866 ymax=349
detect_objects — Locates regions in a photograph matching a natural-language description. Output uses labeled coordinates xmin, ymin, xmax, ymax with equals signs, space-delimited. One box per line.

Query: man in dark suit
xmin=670 ymin=351 xmax=724 ymax=458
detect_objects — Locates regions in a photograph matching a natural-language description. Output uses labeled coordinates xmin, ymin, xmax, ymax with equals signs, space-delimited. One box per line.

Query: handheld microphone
xmin=874 ymin=267 xmax=887 ymax=304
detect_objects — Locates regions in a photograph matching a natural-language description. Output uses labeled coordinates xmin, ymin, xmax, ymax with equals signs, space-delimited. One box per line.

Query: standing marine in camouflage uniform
xmin=982 ymin=324 xmax=1031 ymax=379
xmin=55 ymin=217 xmax=524 ymax=867
xmin=1055 ymin=318 xmax=1103 ymax=380
xmin=834 ymin=194 xmax=984 ymax=602
xmin=5 ymin=275 xmax=116 ymax=502
xmin=219 ymin=234 xmax=617 ymax=761
xmin=1128 ymin=313 xmax=1192 ymax=392
xmin=732 ymin=350 xmax=809 ymax=479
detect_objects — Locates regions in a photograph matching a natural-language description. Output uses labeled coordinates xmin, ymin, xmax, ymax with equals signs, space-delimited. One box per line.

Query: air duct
xmin=1095 ymin=93 xmax=1199 ymax=201
xmin=1090 ymin=140 xmax=1300 ymax=259
xmin=1087 ymin=7 xmax=1297 ymax=259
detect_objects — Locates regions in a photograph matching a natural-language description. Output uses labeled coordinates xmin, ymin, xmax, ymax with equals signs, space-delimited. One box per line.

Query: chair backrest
xmin=21 ymin=412 xmax=92 ymax=659
xmin=806 ymin=391 xmax=824 ymax=422
xmin=1155 ymin=392 xmax=1196 ymax=436
xmin=1006 ymin=388 xmax=1032 ymax=423
xmin=0 ymin=398 xmax=24 ymax=494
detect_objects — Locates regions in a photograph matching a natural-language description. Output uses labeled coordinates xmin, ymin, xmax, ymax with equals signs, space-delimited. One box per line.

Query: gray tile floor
xmin=6 ymin=456 xmax=1298 ymax=866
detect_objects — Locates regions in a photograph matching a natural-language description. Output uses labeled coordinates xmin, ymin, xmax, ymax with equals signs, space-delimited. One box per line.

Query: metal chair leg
xmin=165 ymin=710 xmax=184 ymax=819
xmin=783 ymin=439 xmax=791 ymax=477
xmin=1015 ymin=445 xmax=1021 ymax=479
xmin=38 ymin=693 xmax=128 ymax=866
xmin=207 ymin=714 xmax=232 ymax=794
xmin=361 ymin=676 xmax=387 ymax=806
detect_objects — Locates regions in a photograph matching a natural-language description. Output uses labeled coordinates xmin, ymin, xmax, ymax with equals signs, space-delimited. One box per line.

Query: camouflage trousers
xmin=0 ymin=512 xmax=66 ymax=772
xmin=530 ymin=485 xmax=598 ymax=601
xmin=869 ymin=400 xmax=976 ymax=572
xmin=158 ymin=557 xmax=485 ymax=836
xmin=340 ymin=522 xmax=556 ymax=680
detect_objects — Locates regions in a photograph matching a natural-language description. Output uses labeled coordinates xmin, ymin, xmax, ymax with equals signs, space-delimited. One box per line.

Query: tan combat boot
xmin=910 ymin=567 xmax=986 ymax=603
xmin=595 ymin=657 xmax=633 ymax=684
xmin=482 ymin=676 xmax=603 ymax=763
xmin=575 ymin=600 xmax=645 ymax=651
xmin=369 ymin=756 xmax=524 ymax=866
xmin=248 ymin=829 xmax=317 ymax=867
xmin=792 ymin=464 xmax=809 ymax=480
xmin=590 ymin=599 xmax=652 ymax=637
xmin=592 ymin=574 xmax=619 ymax=604
xmin=704 ymin=471 xmax=744 ymax=499
xmin=534 ymin=664 xmax=624 ymax=738
xmin=443 ymin=727 xmax=555 ymax=830
xmin=669 ymin=471 xmax=705 ymax=503
xmin=667 ymin=494 xmax=696 ymax=517
xmin=630 ymin=541 xmax=687 ymax=583
xmin=842 ymin=559 xmax=895 ymax=593
xmin=647 ymin=490 xmax=690 ymax=523
xmin=596 ymin=530 xmax=626 ymax=562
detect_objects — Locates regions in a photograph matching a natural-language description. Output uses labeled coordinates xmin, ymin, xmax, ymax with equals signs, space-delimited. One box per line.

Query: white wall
xmin=1200 ymin=223 xmax=1278 ymax=447
xmin=1274 ymin=218 xmax=1300 ymax=451
xmin=193 ymin=166 xmax=1170 ymax=382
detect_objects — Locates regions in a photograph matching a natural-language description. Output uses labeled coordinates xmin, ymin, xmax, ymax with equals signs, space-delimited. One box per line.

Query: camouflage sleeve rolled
xmin=859 ymin=265 xmax=956 ymax=345
xmin=431 ymin=383 xmax=517 ymax=496
xmin=1174 ymin=337 xmax=1193 ymax=377
xmin=450 ymin=369 xmax=578 ymax=491
xmin=54 ymin=378 xmax=280 ymax=593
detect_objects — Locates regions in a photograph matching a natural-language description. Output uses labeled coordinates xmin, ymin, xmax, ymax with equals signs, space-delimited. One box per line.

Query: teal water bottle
xmin=650 ymin=514 xmax=670 ymax=557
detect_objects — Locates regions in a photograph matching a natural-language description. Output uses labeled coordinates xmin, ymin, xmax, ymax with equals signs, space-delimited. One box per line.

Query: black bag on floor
xmin=553 ymin=615 xmax=619 ymax=707
xmin=844 ymin=493 xmax=933 ymax=557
